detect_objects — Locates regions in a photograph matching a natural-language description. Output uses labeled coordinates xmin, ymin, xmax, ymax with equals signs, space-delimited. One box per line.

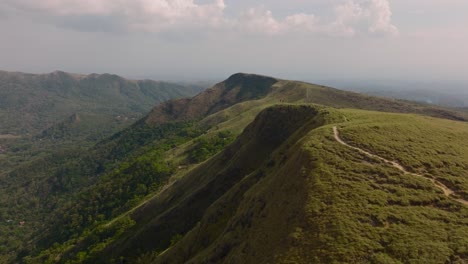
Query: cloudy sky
xmin=0 ymin=0 xmax=467 ymax=81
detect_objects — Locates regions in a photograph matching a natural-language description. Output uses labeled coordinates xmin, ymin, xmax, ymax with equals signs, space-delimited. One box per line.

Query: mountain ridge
xmin=1 ymin=72 xmax=468 ymax=263
xmin=144 ymin=73 xmax=278 ymax=125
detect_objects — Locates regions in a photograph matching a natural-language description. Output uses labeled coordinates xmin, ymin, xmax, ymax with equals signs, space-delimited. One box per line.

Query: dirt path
xmin=333 ymin=126 xmax=468 ymax=206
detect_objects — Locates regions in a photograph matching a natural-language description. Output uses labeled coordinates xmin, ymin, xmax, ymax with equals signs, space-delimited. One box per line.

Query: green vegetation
xmin=286 ymin=122 xmax=468 ymax=263
xmin=0 ymin=120 xmax=208 ymax=260
xmin=338 ymin=110 xmax=468 ymax=200
xmin=24 ymin=216 xmax=136 ymax=264
xmin=1 ymin=73 xmax=468 ymax=263
xmin=188 ymin=131 xmax=235 ymax=162
xmin=153 ymin=107 xmax=468 ymax=264
xmin=0 ymin=70 xmax=202 ymax=183
xmin=0 ymin=70 xmax=203 ymax=136
xmin=1 ymin=71 xmax=277 ymax=261
xmin=0 ymin=70 xmax=204 ymax=262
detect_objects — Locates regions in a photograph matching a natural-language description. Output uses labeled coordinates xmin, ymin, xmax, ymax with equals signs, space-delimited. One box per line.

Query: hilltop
xmin=1 ymin=73 xmax=467 ymax=263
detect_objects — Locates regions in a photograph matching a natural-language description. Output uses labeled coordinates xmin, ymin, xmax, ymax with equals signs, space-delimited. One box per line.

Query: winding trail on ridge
xmin=333 ymin=126 xmax=468 ymax=206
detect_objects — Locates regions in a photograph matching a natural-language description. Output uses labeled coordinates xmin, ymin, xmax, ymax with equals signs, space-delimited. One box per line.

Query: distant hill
xmin=0 ymin=70 xmax=204 ymax=136
xmin=319 ymin=79 xmax=468 ymax=108
xmin=1 ymin=73 xmax=468 ymax=263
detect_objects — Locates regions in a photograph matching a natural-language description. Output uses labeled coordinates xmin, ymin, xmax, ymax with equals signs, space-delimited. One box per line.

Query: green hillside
xmin=0 ymin=70 xmax=204 ymax=187
xmin=153 ymin=107 xmax=468 ymax=264
xmin=1 ymin=73 xmax=468 ymax=263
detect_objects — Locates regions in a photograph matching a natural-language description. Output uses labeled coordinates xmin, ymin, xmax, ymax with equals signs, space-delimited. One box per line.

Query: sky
xmin=0 ymin=0 xmax=467 ymax=82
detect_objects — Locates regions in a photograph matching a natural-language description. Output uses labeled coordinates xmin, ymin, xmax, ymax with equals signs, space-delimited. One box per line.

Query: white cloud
xmin=239 ymin=7 xmax=283 ymax=35
xmin=236 ymin=7 xmax=324 ymax=36
xmin=366 ymin=0 xmax=399 ymax=36
xmin=128 ymin=0 xmax=227 ymax=32
xmin=235 ymin=0 xmax=398 ymax=37
xmin=284 ymin=13 xmax=318 ymax=32
xmin=2 ymin=0 xmax=398 ymax=37
xmin=8 ymin=0 xmax=115 ymax=15
xmin=329 ymin=0 xmax=399 ymax=36
xmin=329 ymin=1 xmax=366 ymax=36
xmin=5 ymin=0 xmax=227 ymax=32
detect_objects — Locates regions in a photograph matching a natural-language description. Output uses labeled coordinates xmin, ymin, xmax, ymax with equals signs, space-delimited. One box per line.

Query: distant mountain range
xmin=1 ymin=73 xmax=467 ymax=264
xmin=0 ymin=70 xmax=204 ymax=136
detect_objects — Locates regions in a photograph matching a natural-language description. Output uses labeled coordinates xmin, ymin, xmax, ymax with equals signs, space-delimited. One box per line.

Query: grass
xmin=25 ymin=102 xmax=468 ymax=263
xmin=154 ymin=106 xmax=468 ymax=264
xmin=284 ymin=123 xmax=468 ymax=263
xmin=338 ymin=109 xmax=468 ymax=200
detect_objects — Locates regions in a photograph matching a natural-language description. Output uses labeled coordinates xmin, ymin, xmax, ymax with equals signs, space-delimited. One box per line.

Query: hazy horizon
xmin=1 ymin=0 xmax=467 ymax=82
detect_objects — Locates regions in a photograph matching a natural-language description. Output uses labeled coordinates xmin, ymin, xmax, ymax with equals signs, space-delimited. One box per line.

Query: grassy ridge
xmin=339 ymin=110 xmax=468 ymax=200
xmin=277 ymin=124 xmax=468 ymax=263
xmin=154 ymin=108 xmax=468 ymax=264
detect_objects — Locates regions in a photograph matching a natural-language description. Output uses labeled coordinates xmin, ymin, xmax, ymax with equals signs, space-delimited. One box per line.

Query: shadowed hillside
xmin=97 ymin=105 xmax=331 ymax=262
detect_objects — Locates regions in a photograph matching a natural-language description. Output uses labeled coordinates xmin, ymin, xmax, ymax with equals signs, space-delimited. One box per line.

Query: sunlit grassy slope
xmin=153 ymin=107 xmax=468 ymax=264
xmin=339 ymin=110 xmax=468 ymax=200
xmin=50 ymin=105 xmax=467 ymax=264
